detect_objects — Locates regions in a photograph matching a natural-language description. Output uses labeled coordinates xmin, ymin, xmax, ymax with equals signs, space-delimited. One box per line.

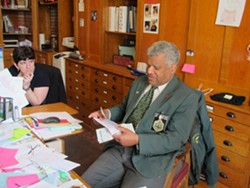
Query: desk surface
xmin=22 ymin=102 xmax=78 ymax=116
xmin=22 ymin=102 xmax=90 ymax=187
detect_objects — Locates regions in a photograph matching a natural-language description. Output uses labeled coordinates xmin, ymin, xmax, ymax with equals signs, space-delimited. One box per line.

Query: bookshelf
xmin=36 ymin=0 xmax=73 ymax=52
xmin=0 ymin=0 xmax=38 ymax=68
xmin=104 ymin=0 xmax=137 ymax=66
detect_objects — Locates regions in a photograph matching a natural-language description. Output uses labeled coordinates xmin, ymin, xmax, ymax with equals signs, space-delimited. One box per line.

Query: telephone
xmin=69 ymin=52 xmax=84 ymax=60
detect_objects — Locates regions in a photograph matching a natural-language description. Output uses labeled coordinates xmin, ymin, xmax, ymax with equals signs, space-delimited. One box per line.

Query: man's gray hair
xmin=147 ymin=41 xmax=180 ymax=66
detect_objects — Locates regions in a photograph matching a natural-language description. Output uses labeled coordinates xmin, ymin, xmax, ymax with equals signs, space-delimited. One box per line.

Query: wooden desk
xmin=22 ymin=102 xmax=90 ymax=187
xmin=22 ymin=102 xmax=78 ymax=115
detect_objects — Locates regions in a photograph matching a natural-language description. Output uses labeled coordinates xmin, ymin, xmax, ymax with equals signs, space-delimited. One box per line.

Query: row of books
xmin=108 ymin=6 xmax=137 ymax=33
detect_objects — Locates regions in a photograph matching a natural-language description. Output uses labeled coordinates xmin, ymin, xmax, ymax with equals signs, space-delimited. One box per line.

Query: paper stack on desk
xmin=25 ymin=112 xmax=82 ymax=140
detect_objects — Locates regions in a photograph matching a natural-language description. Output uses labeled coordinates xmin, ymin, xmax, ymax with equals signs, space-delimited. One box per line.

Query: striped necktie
xmin=126 ymin=86 xmax=156 ymax=127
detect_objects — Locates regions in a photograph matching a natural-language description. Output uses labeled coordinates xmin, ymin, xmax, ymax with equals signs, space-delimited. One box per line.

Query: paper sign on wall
xmin=215 ymin=0 xmax=246 ymax=27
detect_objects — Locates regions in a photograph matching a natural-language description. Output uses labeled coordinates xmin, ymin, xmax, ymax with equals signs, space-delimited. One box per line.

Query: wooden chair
xmin=164 ymin=143 xmax=191 ymax=188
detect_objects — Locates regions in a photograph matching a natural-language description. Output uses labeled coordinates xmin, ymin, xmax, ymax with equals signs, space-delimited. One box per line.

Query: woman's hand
xmin=23 ymin=73 xmax=33 ymax=90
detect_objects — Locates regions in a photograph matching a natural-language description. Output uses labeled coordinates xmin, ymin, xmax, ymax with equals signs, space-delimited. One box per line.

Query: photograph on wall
xmin=215 ymin=0 xmax=246 ymax=27
xmin=143 ymin=3 xmax=160 ymax=34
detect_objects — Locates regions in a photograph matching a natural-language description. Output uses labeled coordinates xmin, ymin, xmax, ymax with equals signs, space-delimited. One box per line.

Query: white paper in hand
xmin=93 ymin=117 xmax=121 ymax=135
xmin=96 ymin=123 xmax=135 ymax=144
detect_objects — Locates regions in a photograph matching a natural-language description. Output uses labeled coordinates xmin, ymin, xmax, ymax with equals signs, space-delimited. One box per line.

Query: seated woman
xmin=9 ymin=46 xmax=50 ymax=106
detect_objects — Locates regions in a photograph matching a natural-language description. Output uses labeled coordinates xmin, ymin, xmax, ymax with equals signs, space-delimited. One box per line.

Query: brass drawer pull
xmin=103 ymin=81 xmax=107 ymax=85
xmin=103 ymin=90 xmax=108 ymax=94
xmin=223 ymin=140 xmax=233 ymax=146
xmin=104 ymin=73 xmax=108 ymax=77
xmin=221 ymin=155 xmax=230 ymax=162
xmin=75 ymin=87 xmax=79 ymax=90
xmin=225 ymin=125 xmax=234 ymax=132
xmin=219 ymin=172 xmax=228 ymax=179
xmin=103 ymin=100 xmax=108 ymax=104
xmin=226 ymin=112 xmax=236 ymax=118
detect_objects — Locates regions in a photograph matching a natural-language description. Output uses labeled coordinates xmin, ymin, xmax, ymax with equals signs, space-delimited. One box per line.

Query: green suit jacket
xmin=109 ymin=75 xmax=199 ymax=178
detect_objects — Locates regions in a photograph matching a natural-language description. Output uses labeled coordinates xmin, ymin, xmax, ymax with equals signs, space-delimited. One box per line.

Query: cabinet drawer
xmin=216 ymin=147 xmax=247 ymax=173
xmin=213 ymin=131 xmax=249 ymax=157
xmin=218 ymin=163 xmax=248 ymax=188
xmin=67 ymin=61 xmax=91 ymax=73
xmin=210 ymin=114 xmax=250 ymax=142
xmin=91 ymin=68 xmax=123 ymax=84
xmin=67 ymin=77 xmax=90 ymax=89
xmin=91 ymin=93 xmax=119 ymax=108
xmin=207 ymin=103 xmax=250 ymax=126
xmin=91 ymin=75 xmax=123 ymax=94
xmin=67 ymin=90 xmax=90 ymax=104
xmin=91 ymin=86 xmax=123 ymax=103
xmin=67 ymin=82 xmax=90 ymax=99
xmin=67 ymin=67 xmax=90 ymax=81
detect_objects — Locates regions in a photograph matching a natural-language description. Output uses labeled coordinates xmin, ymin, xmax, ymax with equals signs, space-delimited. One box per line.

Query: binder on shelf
xmin=108 ymin=6 xmax=116 ymax=32
xmin=118 ymin=6 xmax=128 ymax=33
xmin=127 ymin=6 xmax=136 ymax=33
xmin=2 ymin=15 xmax=14 ymax=33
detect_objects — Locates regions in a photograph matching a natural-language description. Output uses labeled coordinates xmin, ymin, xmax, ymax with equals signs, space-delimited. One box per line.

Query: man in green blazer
xmin=82 ymin=41 xmax=199 ymax=188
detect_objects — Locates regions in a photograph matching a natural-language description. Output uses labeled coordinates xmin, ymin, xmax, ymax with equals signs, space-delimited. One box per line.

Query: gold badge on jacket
xmin=152 ymin=112 xmax=168 ymax=133
xmin=152 ymin=119 xmax=164 ymax=132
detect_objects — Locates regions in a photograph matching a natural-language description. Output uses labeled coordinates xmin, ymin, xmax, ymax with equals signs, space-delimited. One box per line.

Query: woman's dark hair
xmin=12 ymin=46 xmax=35 ymax=64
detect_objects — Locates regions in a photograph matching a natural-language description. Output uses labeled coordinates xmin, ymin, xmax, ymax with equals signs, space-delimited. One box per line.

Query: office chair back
xmin=164 ymin=143 xmax=191 ymax=188
xmin=35 ymin=63 xmax=67 ymax=104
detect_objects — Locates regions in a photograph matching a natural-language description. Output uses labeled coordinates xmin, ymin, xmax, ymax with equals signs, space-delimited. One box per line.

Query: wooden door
xmin=184 ymin=0 xmax=225 ymax=89
xmin=159 ymin=0 xmax=190 ymax=80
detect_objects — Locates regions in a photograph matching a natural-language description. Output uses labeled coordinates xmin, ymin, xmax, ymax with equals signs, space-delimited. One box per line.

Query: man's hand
xmin=88 ymin=108 xmax=109 ymax=120
xmin=113 ymin=126 xmax=139 ymax=147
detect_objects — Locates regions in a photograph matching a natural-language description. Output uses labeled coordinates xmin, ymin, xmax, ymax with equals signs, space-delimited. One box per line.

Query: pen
xmin=100 ymin=106 xmax=108 ymax=119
